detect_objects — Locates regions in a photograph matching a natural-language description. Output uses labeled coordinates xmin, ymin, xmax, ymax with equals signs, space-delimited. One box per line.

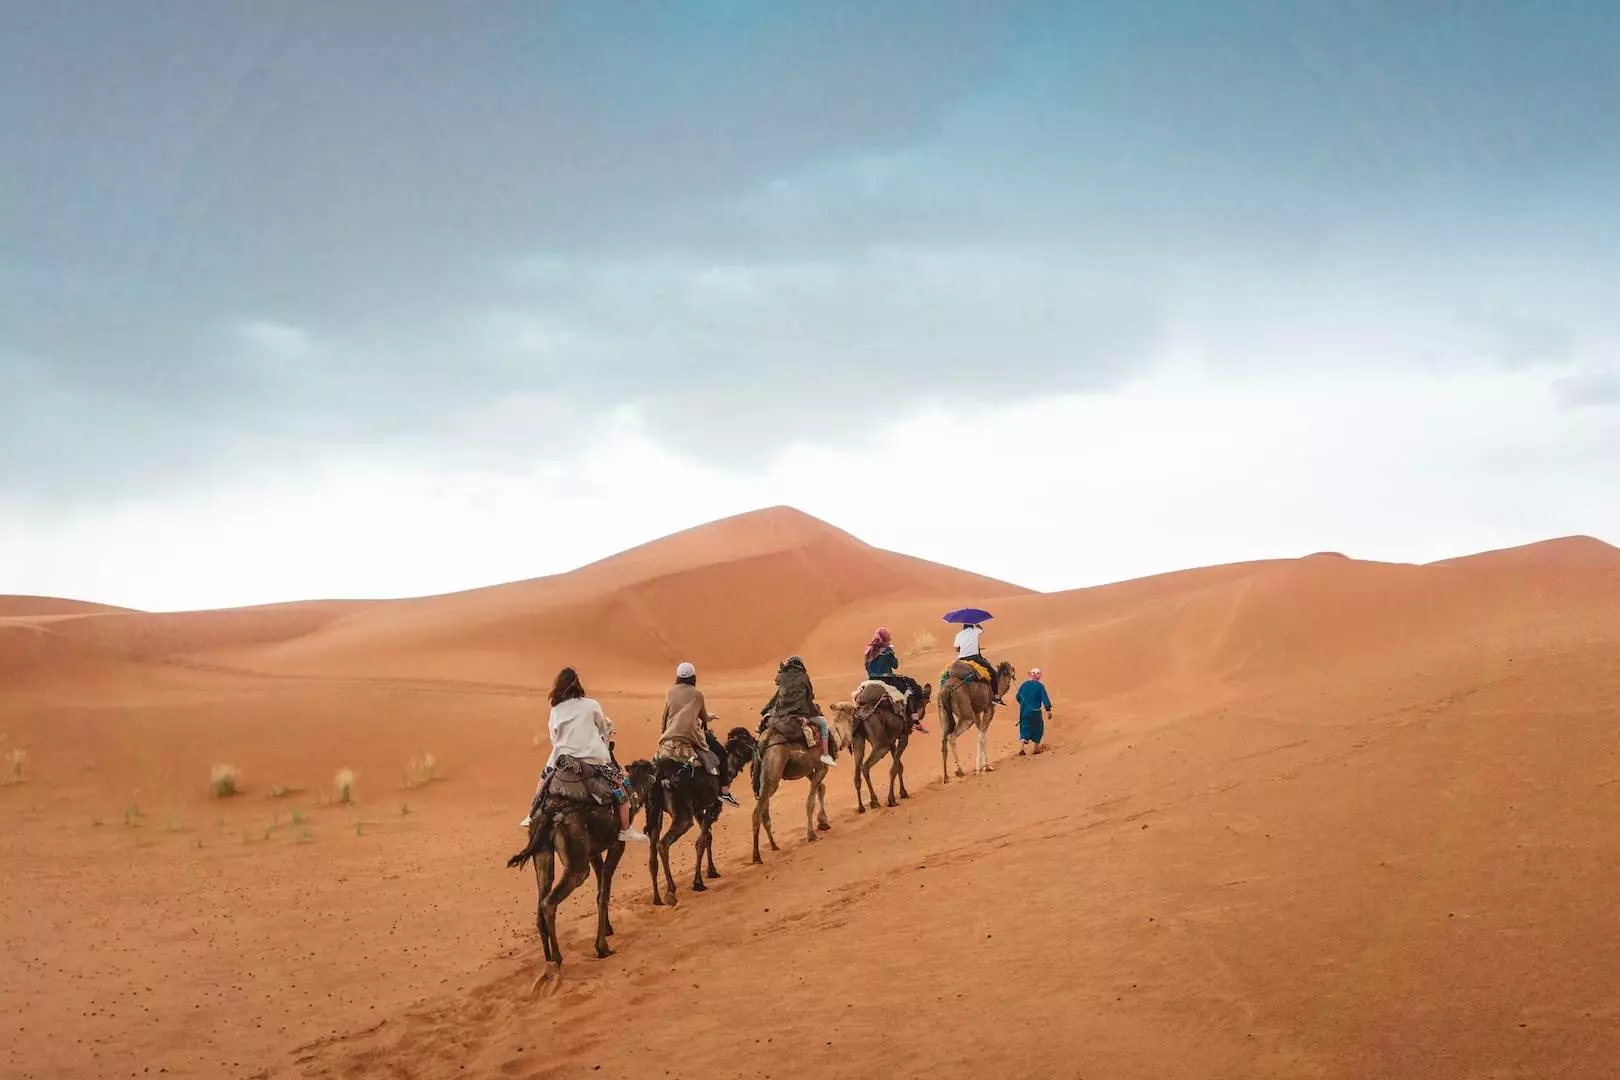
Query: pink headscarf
xmin=1029 ymin=667 xmax=1043 ymax=681
xmin=864 ymin=626 xmax=892 ymax=662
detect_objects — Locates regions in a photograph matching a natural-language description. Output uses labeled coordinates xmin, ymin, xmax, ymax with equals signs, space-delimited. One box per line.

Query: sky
xmin=3 ymin=1 xmax=1619 ymax=611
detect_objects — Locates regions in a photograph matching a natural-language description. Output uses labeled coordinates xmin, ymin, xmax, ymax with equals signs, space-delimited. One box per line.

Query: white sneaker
xmin=520 ymin=815 xmax=532 ymax=828
xmin=618 ymin=827 xmax=648 ymax=843
xmin=819 ymin=754 xmax=836 ymax=766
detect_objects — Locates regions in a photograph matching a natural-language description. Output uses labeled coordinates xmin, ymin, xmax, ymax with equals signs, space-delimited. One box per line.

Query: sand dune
xmin=3 ymin=508 xmax=1618 ymax=1080
xmin=0 ymin=595 xmax=137 ymax=617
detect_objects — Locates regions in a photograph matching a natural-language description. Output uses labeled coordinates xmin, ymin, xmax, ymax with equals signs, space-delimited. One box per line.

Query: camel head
xmin=825 ymin=702 xmax=856 ymax=752
xmin=911 ymin=681 xmax=934 ymax=723
xmin=723 ymin=726 xmax=758 ymax=771
xmin=996 ymin=660 xmax=1018 ymax=696
xmin=623 ymin=759 xmax=657 ymax=812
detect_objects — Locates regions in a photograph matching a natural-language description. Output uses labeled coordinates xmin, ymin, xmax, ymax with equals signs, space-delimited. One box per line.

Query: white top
xmin=954 ymin=625 xmax=983 ymax=657
xmin=545 ymin=696 xmax=613 ymax=770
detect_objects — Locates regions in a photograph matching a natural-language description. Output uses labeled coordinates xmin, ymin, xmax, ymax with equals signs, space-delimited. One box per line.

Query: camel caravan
xmin=507 ymin=608 xmax=1045 ymax=991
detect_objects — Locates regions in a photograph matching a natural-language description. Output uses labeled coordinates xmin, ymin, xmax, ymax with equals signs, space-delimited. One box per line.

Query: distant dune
xmin=3 ymin=508 xmax=1618 ymax=1080
xmin=0 ymin=595 xmax=138 ymax=617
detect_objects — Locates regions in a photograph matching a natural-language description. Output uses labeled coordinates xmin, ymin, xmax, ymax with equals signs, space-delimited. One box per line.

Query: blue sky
xmin=3 ymin=2 xmax=1618 ymax=608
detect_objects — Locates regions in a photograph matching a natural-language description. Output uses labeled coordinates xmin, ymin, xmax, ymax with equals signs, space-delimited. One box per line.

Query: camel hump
xmin=944 ymin=659 xmax=991 ymax=684
xmin=853 ymin=679 xmax=906 ymax=711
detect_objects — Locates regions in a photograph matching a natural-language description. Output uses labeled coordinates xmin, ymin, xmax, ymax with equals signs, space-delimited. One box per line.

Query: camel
xmin=749 ymin=714 xmax=839 ymax=863
xmin=644 ymin=727 xmax=757 ymax=906
xmin=830 ymin=680 xmax=933 ymax=812
xmin=937 ymin=659 xmax=1018 ymax=783
xmin=505 ymin=759 xmax=655 ymax=992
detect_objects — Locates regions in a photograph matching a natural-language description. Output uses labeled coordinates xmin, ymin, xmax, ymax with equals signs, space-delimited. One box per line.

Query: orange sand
xmin=2 ymin=507 xmax=1617 ymax=1079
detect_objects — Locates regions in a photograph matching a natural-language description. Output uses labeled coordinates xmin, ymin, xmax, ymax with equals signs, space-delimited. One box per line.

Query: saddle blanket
xmin=853 ymin=679 xmax=908 ymax=718
xmin=943 ymin=659 xmax=992 ymax=684
xmin=543 ymin=755 xmax=629 ymax=806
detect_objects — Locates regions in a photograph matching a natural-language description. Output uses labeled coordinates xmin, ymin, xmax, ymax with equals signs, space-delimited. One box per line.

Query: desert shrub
xmin=334 ymin=767 xmax=356 ymax=804
xmin=209 ymin=763 xmax=241 ymax=798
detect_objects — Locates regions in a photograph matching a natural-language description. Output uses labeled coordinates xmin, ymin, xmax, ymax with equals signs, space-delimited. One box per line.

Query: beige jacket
xmin=658 ymin=682 xmax=713 ymax=754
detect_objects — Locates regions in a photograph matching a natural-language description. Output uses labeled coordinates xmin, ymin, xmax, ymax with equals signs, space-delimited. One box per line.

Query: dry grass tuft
xmin=334 ymin=767 xmax=356 ymax=804
xmin=404 ymin=752 xmax=438 ymax=789
xmin=209 ymin=763 xmax=241 ymax=798
xmin=3 ymin=744 xmax=28 ymax=785
xmin=904 ymin=631 xmax=937 ymax=659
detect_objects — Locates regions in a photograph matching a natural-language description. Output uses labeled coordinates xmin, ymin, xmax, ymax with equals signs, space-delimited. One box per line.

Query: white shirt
xmin=545 ymin=696 xmax=613 ymax=769
xmin=954 ymin=625 xmax=983 ymax=657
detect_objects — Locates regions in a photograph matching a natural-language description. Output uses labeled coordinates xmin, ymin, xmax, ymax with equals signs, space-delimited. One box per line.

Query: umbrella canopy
xmin=942 ymin=607 xmax=993 ymax=625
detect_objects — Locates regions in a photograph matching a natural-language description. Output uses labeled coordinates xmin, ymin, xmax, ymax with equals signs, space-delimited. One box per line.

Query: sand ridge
xmin=3 ymin=509 xmax=1619 ymax=1079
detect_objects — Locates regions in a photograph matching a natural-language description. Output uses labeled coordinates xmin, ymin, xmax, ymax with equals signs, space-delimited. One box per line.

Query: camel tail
xmin=506 ymin=829 xmax=549 ymax=870
xmin=749 ymin=750 xmax=763 ymax=798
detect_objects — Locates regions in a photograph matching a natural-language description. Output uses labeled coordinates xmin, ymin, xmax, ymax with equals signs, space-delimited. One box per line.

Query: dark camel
xmin=830 ymin=679 xmax=933 ymax=812
xmin=644 ymin=727 xmax=757 ymax=907
xmin=938 ymin=660 xmax=1017 ymax=783
xmin=749 ymin=717 xmax=833 ymax=863
xmin=505 ymin=759 xmax=655 ymax=993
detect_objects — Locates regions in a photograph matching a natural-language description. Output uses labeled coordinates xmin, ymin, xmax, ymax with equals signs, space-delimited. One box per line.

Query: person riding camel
xmin=954 ymin=621 xmax=1006 ymax=705
xmin=863 ymin=627 xmax=929 ymax=734
xmin=758 ymin=654 xmax=836 ymax=766
xmin=657 ymin=661 xmax=740 ymax=808
xmin=521 ymin=666 xmax=648 ymax=842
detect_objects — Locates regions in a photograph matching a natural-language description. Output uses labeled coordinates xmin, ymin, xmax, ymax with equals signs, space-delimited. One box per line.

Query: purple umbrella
xmin=942 ymin=607 xmax=993 ymax=625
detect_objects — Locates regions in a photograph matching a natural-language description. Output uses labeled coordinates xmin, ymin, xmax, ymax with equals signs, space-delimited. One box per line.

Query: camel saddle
xmin=944 ymin=658 xmax=992 ymax=685
xmin=542 ymin=755 xmax=622 ymax=807
xmin=762 ymin=713 xmax=819 ymax=748
xmin=853 ymin=679 xmax=907 ymax=720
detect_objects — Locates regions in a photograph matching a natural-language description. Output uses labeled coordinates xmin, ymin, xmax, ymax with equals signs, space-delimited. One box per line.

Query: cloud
xmin=1553 ymin=367 xmax=1620 ymax=410
xmin=3 ymin=2 xmax=1620 ymax=512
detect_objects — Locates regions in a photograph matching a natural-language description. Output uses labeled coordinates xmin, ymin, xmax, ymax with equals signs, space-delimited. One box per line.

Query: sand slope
xmin=3 ymin=512 xmax=1618 ymax=1080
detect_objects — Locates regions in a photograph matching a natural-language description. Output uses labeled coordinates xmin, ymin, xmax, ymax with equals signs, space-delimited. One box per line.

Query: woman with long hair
xmin=522 ymin=666 xmax=647 ymax=842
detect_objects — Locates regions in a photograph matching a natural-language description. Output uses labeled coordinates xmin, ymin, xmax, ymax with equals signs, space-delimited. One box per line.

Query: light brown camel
xmin=749 ymin=715 xmax=839 ymax=863
xmin=937 ymin=659 xmax=1017 ymax=783
xmin=830 ymin=679 xmax=932 ymax=812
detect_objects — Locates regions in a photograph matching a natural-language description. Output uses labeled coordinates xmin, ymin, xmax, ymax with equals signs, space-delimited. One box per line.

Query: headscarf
xmin=863 ymin=626 xmax=893 ymax=663
xmin=1029 ymin=667 xmax=1043 ymax=681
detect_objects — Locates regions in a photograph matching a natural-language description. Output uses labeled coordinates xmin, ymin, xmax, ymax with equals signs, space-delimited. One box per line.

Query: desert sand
xmin=3 ymin=506 xmax=1618 ymax=1079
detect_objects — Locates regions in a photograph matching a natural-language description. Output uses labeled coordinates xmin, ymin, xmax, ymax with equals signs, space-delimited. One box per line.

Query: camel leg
xmin=644 ymin=803 xmax=665 ymax=906
xmin=979 ymin=724 xmax=994 ymax=773
xmin=853 ymin=732 xmax=868 ymax=813
xmin=887 ymin=744 xmax=903 ymax=808
xmin=659 ymin=808 xmax=694 ymax=907
xmin=862 ymin=739 xmax=888 ymax=810
xmin=690 ymin=819 xmax=711 ymax=892
xmin=533 ymin=844 xmax=557 ymax=964
xmin=593 ymin=843 xmax=623 ymax=959
xmin=751 ymin=792 xmax=766 ymax=864
xmin=803 ymin=777 xmax=819 ymax=843
xmin=704 ymin=826 xmax=721 ymax=879
xmin=941 ymin=730 xmax=951 ymax=785
xmin=535 ymin=850 xmax=588 ymax=993
xmin=950 ymin=732 xmax=967 ymax=778
xmin=816 ymin=773 xmax=831 ymax=831
xmin=753 ymin=767 xmax=780 ymax=862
